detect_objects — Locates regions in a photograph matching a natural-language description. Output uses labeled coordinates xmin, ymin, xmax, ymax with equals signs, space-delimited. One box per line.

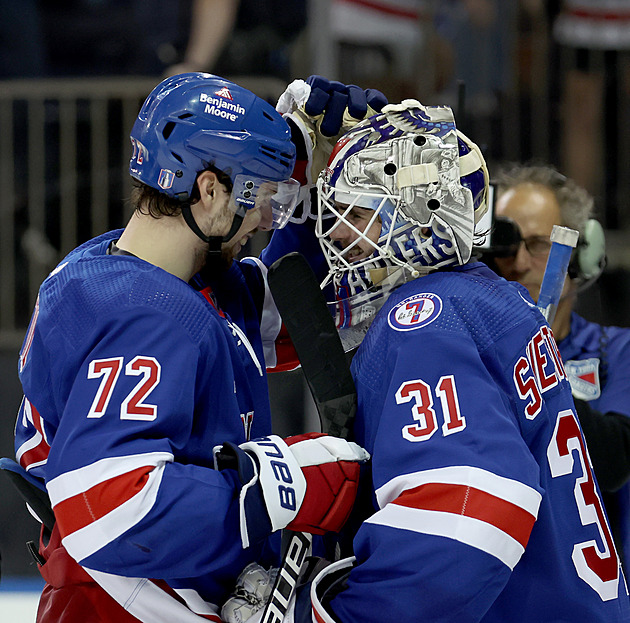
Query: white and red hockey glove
xmin=214 ymin=433 xmax=369 ymax=549
xmin=276 ymin=75 xmax=387 ymax=222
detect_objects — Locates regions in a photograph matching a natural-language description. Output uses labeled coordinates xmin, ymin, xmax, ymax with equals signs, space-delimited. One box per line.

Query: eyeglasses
xmin=520 ymin=235 xmax=552 ymax=257
xmin=487 ymin=217 xmax=553 ymax=259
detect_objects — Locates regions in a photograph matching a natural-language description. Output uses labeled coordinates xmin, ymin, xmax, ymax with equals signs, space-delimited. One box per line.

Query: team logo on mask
xmin=214 ymin=87 xmax=233 ymax=100
xmin=388 ymin=293 xmax=442 ymax=331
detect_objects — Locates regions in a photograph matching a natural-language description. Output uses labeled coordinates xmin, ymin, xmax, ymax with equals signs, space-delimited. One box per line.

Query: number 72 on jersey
xmin=87 ymin=356 xmax=161 ymax=421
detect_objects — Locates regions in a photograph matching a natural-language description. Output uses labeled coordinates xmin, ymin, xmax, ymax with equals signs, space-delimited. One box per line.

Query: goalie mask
xmin=316 ymin=101 xmax=489 ymax=349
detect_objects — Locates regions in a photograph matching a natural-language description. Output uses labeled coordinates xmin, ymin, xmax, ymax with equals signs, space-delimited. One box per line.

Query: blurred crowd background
xmin=1 ymin=0 xmax=630 ymax=581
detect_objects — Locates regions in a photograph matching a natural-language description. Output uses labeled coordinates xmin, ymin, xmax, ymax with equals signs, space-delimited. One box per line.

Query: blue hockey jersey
xmin=14 ymin=227 xmax=311 ymax=621
xmin=329 ymin=263 xmax=630 ymax=622
xmin=559 ymin=312 xmax=630 ymax=569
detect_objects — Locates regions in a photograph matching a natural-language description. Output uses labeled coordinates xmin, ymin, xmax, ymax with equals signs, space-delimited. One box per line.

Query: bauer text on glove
xmin=214 ymin=433 xmax=369 ymax=548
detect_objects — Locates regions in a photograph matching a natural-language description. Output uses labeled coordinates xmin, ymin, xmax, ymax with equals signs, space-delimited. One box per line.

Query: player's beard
xmin=195 ymin=245 xmax=234 ymax=283
xmin=196 ymin=202 xmax=242 ymax=277
xmin=218 ymin=246 xmax=237 ymax=271
xmin=220 ymin=240 xmax=241 ymax=267
xmin=198 ymin=204 xmax=261 ymax=280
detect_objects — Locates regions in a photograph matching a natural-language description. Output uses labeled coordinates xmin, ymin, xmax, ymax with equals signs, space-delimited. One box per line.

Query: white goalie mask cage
xmin=316 ymin=101 xmax=489 ymax=350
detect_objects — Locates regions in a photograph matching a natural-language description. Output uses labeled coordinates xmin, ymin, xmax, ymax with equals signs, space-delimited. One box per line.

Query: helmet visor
xmin=231 ymin=175 xmax=300 ymax=230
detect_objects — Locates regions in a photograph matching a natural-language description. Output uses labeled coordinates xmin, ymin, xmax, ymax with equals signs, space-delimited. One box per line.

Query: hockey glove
xmin=222 ymin=557 xmax=333 ymax=623
xmin=214 ymin=433 xmax=369 ymax=549
xmin=276 ymin=76 xmax=387 ymax=221
xmin=221 ymin=562 xmax=278 ymax=623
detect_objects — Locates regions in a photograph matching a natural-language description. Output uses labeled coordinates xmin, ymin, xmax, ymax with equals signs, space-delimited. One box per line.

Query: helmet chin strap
xmin=181 ymin=203 xmax=244 ymax=261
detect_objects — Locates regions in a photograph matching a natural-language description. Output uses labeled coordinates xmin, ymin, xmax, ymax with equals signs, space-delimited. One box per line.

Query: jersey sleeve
xmin=330 ymin=329 xmax=543 ymax=622
xmin=596 ymin=330 xmax=630 ymax=418
xmin=236 ymin=256 xmax=300 ymax=372
xmin=29 ymin=307 xmax=274 ymax=581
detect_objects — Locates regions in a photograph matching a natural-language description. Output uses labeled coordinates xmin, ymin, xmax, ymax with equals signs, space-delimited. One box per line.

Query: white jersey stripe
xmin=47 ymin=451 xmax=173 ymax=505
xmin=246 ymin=256 xmax=283 ymax=369
xmin=375 ymin=465 xmax=542 ymax=515
xmin=15 ymin=428 xmax=44 ymax=464
xmin=84 ymin=567 xmax=221 ymax=622
xmin=366 ymin=503 xmax=526 ymax=569
xmin=61 ymin=461 xmax=165 ymax=561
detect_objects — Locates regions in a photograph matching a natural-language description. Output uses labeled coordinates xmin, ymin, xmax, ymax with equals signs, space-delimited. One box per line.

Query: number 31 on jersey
xmin=396 ymin=375 xmax=466 ymax=442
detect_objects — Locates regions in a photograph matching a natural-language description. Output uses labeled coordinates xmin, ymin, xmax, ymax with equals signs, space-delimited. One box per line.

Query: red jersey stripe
xmin=269 ymin=323 xmax=300 ymax=372
xmin=55 ymin=466 xmax=152 ymax=537
xmin=17 ymin=400 xmax=51 ymax=471
xmin=569 ymin=8 xmax=630 ymax=21
xmin=393 ymin=481 xmax=537 ymax=549
xmin=337 ymin=0 xmax=421 ymax=21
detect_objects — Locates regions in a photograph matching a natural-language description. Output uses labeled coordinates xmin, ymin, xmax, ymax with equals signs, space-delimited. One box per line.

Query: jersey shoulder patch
xmin=387 ymin=293 xmax=443 ymax=332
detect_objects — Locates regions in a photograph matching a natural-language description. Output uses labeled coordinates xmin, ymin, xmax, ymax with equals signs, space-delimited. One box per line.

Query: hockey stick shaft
xmin=262 ymin=532 xmax=312 ymax=623
xmin=536 ymin=225 xmax=579 ymax=325
xmin=261 ymin=252 xmax=357 ymax=623
xmin=267 ymin=253 xmax=356 ymax=435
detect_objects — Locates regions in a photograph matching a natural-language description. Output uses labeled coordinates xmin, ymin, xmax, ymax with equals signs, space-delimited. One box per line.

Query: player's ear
xmin=196 ymin=170 xmax=219 ymax=207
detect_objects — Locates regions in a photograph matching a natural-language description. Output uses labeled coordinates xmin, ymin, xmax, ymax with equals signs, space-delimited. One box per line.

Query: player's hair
xmin=495 ymin=163 xmax=594 ymax=236
xmin=130 ymin=165 xmax=233 ymax=219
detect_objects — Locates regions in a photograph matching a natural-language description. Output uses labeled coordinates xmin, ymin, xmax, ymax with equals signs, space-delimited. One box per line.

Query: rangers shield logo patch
xmin=564 ymin=357 xmax=601 ymax=401
xmin=388 ymin=293 xmax=442 ymax=331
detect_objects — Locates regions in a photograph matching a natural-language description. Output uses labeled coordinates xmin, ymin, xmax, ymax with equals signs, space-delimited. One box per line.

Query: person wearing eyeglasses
xmin=484 ymin=162 xmax=630 ymax=569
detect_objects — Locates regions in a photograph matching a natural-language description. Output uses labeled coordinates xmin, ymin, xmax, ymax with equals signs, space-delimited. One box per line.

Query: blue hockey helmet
xmin=130 ymin=73 xmax=299 ymax=231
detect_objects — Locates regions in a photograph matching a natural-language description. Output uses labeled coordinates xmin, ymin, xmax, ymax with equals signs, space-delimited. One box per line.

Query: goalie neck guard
xmin=316 ymin=101 xmax=489 ymax=349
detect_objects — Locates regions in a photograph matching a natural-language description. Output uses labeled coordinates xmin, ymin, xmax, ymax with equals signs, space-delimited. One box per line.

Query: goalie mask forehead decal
xmin=324 ymin=104 xmax=457 ymax=187
xmin=388 ymin=293 xmax=443 ymax=331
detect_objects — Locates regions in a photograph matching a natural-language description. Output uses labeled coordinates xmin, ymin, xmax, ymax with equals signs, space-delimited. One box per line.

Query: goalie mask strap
xmin=396 ymin=148 xmax=483 ymax=189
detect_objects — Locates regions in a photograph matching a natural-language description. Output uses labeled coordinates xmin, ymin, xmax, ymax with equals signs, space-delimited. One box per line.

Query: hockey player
xmin=225 ymin=102 xmax=630 ymax=621
xmin=485 ymin=163 xmax=630 ymax=569
xmin=12 ymin=72 xmax=384 ymax=622
xmin=305 ymin=102 xmax=630 ymax=622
